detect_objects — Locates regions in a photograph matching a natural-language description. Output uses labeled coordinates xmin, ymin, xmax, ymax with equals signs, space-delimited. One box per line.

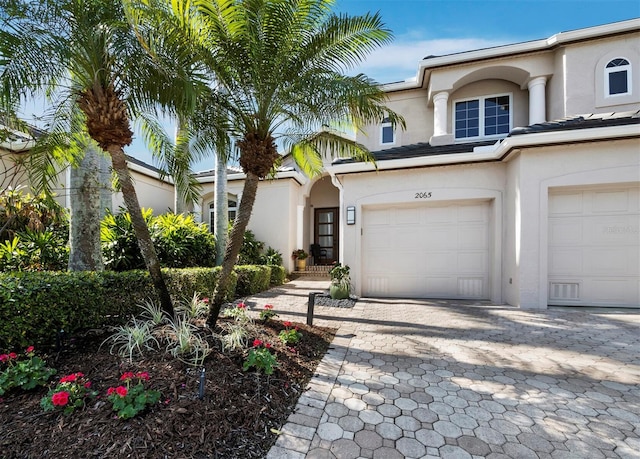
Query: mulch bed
xmin=0 ymin=319 xmax=336 ymax=459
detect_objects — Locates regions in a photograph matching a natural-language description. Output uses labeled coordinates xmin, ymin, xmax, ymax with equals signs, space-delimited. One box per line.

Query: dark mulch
xmin=0 ymin=319 xmax=336 ymax=459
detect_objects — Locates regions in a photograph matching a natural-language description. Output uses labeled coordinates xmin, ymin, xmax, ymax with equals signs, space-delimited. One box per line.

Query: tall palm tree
xmin=0 ymin=0 xmax=204 ymax=316
xmin=159 ymin=0 xmax=404 ymax=323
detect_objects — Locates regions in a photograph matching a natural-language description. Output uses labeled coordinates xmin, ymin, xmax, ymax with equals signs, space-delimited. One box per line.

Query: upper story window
xmin=380 ymin=117 xmax=395 ymax=145
xmin=454 ymin=94 xmax=511 ymax=140
xmin=605 ymin=58 xmax=631 ymax=96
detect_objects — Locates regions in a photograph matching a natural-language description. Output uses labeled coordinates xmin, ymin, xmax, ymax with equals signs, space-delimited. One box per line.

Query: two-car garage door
xmin=548 ymin=185 xmax=639 ymax=307
xmin=362 ymin=200 xmax=490 ymax=299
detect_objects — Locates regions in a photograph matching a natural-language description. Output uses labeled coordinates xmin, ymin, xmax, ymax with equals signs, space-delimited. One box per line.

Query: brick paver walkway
xmin=245 ymin=279 xmax=640 ymax=458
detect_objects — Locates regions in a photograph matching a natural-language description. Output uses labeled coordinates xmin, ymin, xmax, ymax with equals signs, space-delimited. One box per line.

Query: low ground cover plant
xmin=40 ymin=372 xmax=97 ymax=415
xmin=243 ymin=339 xmax=278 ymax=375
xmin=106 ymin=371 xmax=161 ymax=419
xmin=279 ymin=321 xmax=302 ymax=346
xmin=0 ymin=346 xmax=56 ymax=395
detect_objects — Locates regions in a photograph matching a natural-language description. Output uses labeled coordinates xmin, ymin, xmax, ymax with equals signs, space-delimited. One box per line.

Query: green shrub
xmin=0 ymin=267 xmax=235 ymax=349
xmin=237 ymin=230 xmax=264 ymax=265
xmin=101 ymin=209 xmax=216 ymax=271
xmin=234 ymin=265 xmax=271 ymax=297
xmin=268 ymin=265 xmax=286 ymax=286
xmin=0 ymin=190 xmax=69 ymax=272
xmin=259 ymin=247 xmax=283 ymax=266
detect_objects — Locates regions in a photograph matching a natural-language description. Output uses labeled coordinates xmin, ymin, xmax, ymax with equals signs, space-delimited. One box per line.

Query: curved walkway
xmin=243 ymin=279 xmax=640 ymax=458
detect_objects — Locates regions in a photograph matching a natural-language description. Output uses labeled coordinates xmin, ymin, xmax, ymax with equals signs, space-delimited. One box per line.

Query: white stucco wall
xmin=112 ymin=169 xmax=175 ymax=215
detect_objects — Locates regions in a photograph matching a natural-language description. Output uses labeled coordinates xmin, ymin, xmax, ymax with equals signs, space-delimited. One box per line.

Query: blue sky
xmin=336 ymin=0 xmax=640 ymax=84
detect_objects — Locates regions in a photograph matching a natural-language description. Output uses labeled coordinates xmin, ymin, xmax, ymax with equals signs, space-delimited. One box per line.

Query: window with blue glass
xmin=606 ymin=58 xmax=631 ymax=96
xmin=455 ymin=94 xmax=511 ymax=140
xmin=380 ymin=117 xmax=395 ymax=145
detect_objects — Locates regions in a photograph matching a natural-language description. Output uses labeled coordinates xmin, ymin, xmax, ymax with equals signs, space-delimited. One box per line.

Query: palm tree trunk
xmin=214 ymin=152 xmax=228 ymax=266
xmin=208 ymin=171 xmax=259 ymax=325
xmin=68 ymin=143 xmax=104 ymax=271
xmin=107 ymin=144 xmax=174 ymax=317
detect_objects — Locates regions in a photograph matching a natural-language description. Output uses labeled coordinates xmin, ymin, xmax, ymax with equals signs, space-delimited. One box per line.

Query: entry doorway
xmin=314 ymin=207 xmax=338 ymax=265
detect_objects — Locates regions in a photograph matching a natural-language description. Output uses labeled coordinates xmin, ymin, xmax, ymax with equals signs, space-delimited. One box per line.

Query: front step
xmin=293 ymin=265 xmax=331 ymax=277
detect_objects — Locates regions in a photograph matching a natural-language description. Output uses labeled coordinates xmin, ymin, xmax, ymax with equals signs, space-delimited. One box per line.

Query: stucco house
xmin=194 ymin=18 xmax=640 ymax=309
xmin=3 ymin=19 xmax=638 ymax=309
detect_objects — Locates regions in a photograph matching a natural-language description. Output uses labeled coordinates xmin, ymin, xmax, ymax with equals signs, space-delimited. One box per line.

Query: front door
xmin=314 ymin=207 xmax=338 ymax=265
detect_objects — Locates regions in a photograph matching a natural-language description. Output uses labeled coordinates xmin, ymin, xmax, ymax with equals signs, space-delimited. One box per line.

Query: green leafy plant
xmin=291 ymin=249 xmax=308 ymax=260
xmin=162 ymin=317 xmax=211 ymax=366
xmin=259 ymin=247 xmax=283 ymax=266
xmin=222 ymin=302 xmax=253 ymax=324
xmin=175 ymin=292 xmax=209 ymax=321
xmin=237 ymin=230 xmax=265 ymax=265
xmin=329 ymin=263 xmax=351 ymax=290
xmin=0 ymin=346 xmax=56 ymax=395
xmin=259 ymin=304 xmax=278 ymax=322
xmin=218 ymin=323 xmax=249 ymax=353
xmin=243 ymin=339 xmax=278 ymax=375
xmin=106 ymin=371 xmax=160 ymax=419
xmin=139 ymin=299 xmax=168 ymax=327
xmin=278 ymin=322 xmax=302 ymax=346
xmin=103 ymin=318 xmax=160 ymax=362
xmin=40 ymin=372 xmax=97 ymax=415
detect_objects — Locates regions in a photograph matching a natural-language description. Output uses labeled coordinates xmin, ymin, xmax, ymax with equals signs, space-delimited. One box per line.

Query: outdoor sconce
xmin=346 ymin=206 xmax=356 ymax=225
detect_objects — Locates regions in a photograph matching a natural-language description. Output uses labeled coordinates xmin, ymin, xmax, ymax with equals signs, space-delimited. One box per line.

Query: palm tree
xmin=158 ymin=0 xmax=404 ymax=323
xmin=0 ymin=0 xmax=204 ymax=316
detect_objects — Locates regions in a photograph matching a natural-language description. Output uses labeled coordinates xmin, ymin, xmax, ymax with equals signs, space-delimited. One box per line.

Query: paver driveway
xmin=260 ymin=281 xmax=640 ymax=458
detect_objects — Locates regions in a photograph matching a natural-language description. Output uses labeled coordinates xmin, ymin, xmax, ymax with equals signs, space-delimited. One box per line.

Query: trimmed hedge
xmin=234 ymin=265 xmax=272 ymax=298
xmin=269 ymin=265 xmax=286 ymax=286
xmin=0 ymin=267 xmax=239 ymax=349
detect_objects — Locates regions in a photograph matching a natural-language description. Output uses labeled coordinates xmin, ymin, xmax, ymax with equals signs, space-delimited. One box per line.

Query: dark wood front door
xmin=314 ymin=207 xmax=338 ymax=265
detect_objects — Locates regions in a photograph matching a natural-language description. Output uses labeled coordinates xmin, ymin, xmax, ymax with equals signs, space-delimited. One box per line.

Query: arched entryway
xmin=307 ymin=176 xmax=339 ymax=266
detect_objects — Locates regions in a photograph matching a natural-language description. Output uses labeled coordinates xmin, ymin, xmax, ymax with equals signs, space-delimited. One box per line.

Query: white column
xmin=528 ymin=76 xmax=547 ymax=125
xmin=433 ymin=92 xmax=449 ymax=136
xmin=296 ymin=205 xmax=304 ymax=249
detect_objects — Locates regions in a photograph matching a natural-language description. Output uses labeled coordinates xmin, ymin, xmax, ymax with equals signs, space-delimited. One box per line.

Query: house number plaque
xmin=414 ymin=192 xmax=432 ymax=199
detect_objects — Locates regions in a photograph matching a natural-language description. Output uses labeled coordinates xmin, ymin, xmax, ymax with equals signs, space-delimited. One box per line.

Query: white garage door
xmin=548 ymin=185 xmax=640 ymax=307
xmin=362 ymin=200 xmax=490 ymax=299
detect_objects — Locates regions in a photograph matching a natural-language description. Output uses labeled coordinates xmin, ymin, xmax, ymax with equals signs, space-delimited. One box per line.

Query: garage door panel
xmin=549 ymin=192 xmax=583 ymax=215
xmin=549 ymin=249 xmax=583 ymax=274
xmin=458 ymin=226 xmax=488 ymax=249
xmin=458 ymin=204 xmax=488 ymax=222
xmin=549 ymin=220 xmax=583 ymax=245
xmin=593 ymin=190 xmax=629 ymax=213
xmin=458 ymin=252 xmax=486 ymax=273
xmin=549 ymin=185 xmax=639 ymax=307
xmin=362 ymin=200 xmax=490 ymax=299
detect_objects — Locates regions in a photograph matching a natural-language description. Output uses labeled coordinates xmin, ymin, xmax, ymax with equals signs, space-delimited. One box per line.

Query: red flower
xmin=136 ymin=372 xmax=150 ymax=381
xmin=202 ymin=297 xmax=209 ymax=304
xmin=52 ymin=391 xmax=70 ymax=407
xmin=120 ymin=372 xmax=135 ymax=381
xmin=84 ymin=381 xmax=92 ymax=389
xmin=8 ymin=352 xmax=17 ymax=359
xmin=60 ymin=372 xmax=84 ymax=383
xmin=237 ymin=302 xmax=246 ymax=309
xmin=265 ymin=343 xmax=272 ymax=349
xmin=283 ymin=321 xmax=291 ymax=328
xmin=107 ymin=387 xmax=116 ymax=396
xmin=252 ymin=339 xmax=263 ymax=347
xmin=0 ymin=354 xmax=8 ymax=362
xmin=115 ymin=386 xmax=128 ymax=397
xmin=25 ymin=346 xmax=35 ymax=353
xmin=264 ymin=304 xmax=273 ymax=310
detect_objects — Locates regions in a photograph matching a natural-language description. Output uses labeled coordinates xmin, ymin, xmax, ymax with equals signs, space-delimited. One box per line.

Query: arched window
xmin=208 ymin=195 xmax=238 ymax=232
xmin=605 ymin=58 xmax=631 ymax=96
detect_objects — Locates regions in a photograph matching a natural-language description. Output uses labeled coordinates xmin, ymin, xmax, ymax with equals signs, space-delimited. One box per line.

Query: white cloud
xmin=351 ymin=37 xmax=511 ymax=84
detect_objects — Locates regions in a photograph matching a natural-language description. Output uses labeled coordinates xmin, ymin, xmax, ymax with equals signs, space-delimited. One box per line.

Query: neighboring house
xmin=0 ymin=128 xmax=174 ymax=215
xmin=194 ymin=18 xmax=640 ymax=309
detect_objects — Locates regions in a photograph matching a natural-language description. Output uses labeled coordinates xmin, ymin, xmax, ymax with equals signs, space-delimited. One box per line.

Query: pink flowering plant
xmin=40 ymin=372 xmax=97 ymax=415
xmin=259 ymin=304 xmax=278 ymax=321
xmin=243 ymin=339 xmax=278 ymax=375
xmin=278 ymin=322 xmax=302 ymax=346
xmin=0 ymin=346 xmax=56 ymax=396
xmin=106 ymin=371 xmax=160 ymax=419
